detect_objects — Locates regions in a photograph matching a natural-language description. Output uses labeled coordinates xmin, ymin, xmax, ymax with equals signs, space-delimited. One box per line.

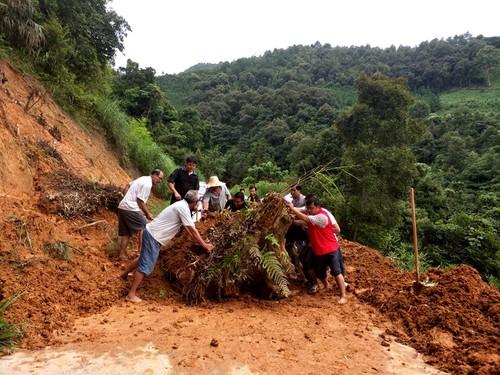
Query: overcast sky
xmin=111 ymin=0 xmax=500 ymax=75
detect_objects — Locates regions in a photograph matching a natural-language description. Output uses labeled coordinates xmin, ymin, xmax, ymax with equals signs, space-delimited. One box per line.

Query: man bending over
xmin=288 ymin=195 xmax=347 ymax=304
xmin=121 ymin=190 xmax=213 ymax=302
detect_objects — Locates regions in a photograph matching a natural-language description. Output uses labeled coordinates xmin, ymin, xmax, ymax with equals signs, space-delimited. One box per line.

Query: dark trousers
xmin=285 ymin=224 xmax=308 ymax=273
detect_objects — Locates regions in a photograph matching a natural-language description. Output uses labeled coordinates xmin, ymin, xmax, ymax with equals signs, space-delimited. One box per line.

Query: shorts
xmin=117 ymin=208 xmax=147 ymax=236
xmin=285 ymin=224 xmax=308 ymax=243
xmin=314 ymin=248 xmax=345 ymax=278
xmin=137 ymin=228 xmax=161 ymax=275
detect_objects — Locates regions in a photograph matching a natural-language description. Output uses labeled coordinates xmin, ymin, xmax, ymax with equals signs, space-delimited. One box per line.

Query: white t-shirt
xmin=284 ymin=193 xmax=306 ymax=207
xmin=118 ymin=176 xmax=153 ymax=212
xmin=308 ymin=208 xmax=338 ymax=228
xmin=147 ymin=200 xmax=194 ymax=245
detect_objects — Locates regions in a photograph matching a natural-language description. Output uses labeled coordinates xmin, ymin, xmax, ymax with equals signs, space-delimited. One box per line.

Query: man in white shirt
xmin=121 ymin=190 xmax=213 ymax=302
xmin=284 ymin=185 xmax=307 ymax=274
xmin=117 ymin=169 xmax=164 ymax=260
xmin=284 ymin=185 xmax=306 ymax=208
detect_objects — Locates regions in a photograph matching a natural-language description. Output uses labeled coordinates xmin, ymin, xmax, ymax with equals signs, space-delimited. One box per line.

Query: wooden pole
xmin=410 ymin=188 xmax=420 ymax=283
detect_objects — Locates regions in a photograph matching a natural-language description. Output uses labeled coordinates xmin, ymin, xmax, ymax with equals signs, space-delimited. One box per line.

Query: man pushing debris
xmin=288 ymin=195 xmax=347 ymax=304
xmin=121 ymin=190 xmax=213 ymax=302
xmin=117 ymin=169 xmax=164 ymax=260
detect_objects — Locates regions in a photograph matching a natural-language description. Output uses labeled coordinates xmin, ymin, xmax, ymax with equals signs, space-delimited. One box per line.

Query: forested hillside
xmin=0 ymin=1 xmax=498 ymax=284
xmin=153 ymin=34 xmax=500 ymax=284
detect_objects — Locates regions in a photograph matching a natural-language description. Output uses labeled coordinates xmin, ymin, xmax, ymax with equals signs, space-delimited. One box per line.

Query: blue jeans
xmin=137 ymin=228 xmax=161 ymax=275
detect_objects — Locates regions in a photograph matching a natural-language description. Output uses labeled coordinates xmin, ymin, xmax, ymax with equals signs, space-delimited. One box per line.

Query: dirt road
xmin=0 ymin=289 xmax=445 ymax=375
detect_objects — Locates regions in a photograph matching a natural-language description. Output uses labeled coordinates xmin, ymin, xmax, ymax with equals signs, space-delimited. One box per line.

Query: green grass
xmin=0 ymin=293 xmax=25 ymax=350
xmin=231 ymin=180 xmax=288 ymax=196
xmin=148 ymin=197 xmax=169 ymax=215
xmin=94 ymin=97 xmax=177 ymax=197
xmin=106 ymin=235 xmax=120 ymax=258
xmin=43 ymin=241 xmax=72 ymax=261
xmin=439 ymin=68 xmax=500 ymax=114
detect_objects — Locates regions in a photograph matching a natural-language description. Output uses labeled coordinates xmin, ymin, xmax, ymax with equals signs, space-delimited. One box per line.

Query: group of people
xmin=116 ymin=156 xmax=347 ymax=304
xmin=284 ymin=185 xmax=347 ymax=304
xmin=201 ymin=176 xmax=260 ymax=214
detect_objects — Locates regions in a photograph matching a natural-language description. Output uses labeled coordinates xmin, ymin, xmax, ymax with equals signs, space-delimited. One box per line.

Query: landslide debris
xmin=343 ymin=242 xmax=500 ymax=375
xmin=161 ymin=193 xmax=293 ymax=304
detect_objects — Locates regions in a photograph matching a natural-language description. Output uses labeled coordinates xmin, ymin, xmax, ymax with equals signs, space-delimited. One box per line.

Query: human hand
xmin=174 ymin=192 xmax=182 ymax=201
xmin=204 ymin=243 xmax=214 ymax=252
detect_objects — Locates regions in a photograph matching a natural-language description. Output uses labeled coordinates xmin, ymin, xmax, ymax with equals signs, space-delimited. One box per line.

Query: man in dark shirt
xmin=225 ymin=191 xmax=247 ymax=212
xmin=248 ymin=186 xmax=261 ymax=203
xmin=167 ymin=156 xmax=199 ymax=204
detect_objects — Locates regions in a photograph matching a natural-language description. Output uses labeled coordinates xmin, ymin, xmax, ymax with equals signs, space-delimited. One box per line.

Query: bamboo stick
xmin=410 ymin=188 xmax=420 ymax=283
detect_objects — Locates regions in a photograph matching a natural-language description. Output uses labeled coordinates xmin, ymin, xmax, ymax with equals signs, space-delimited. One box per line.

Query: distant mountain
xmin=184 ymin=62 xmax=219 ymax=73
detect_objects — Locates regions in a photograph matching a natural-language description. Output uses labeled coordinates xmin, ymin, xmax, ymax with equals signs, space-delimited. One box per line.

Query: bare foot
xmin=338 ymin=297 xmax=347 ymax=305
xmin=125 ymin=295 xmax=142 ymax=303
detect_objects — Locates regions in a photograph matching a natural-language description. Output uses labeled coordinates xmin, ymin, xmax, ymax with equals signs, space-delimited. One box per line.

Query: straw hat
xmin=206 ymin=175 xmax=223 ymax=188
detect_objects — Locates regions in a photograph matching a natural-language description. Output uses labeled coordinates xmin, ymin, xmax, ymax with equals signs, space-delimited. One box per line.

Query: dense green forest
xmin=1 ymin=1 xmax=499 ymax=284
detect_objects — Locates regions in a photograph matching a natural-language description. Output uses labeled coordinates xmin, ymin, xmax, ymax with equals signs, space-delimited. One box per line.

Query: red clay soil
xmin=2 ymin=203 xmax=499 ymax=374
xmin=342 ymin=240 xmax=500 ymax=375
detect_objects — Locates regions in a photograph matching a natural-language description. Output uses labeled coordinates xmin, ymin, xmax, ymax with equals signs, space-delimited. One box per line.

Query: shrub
xmin=0 ymin=293 xmax=25 ymax=350
xmin=94 ymin=97 xmax=176 ymax=196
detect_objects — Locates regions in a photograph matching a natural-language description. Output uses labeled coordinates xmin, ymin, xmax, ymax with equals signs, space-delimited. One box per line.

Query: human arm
xmin=184 ymin=226 xmax=213 ymax=252
xmin=167 ymin=182 xmax=182 ymax=201
xmin=137 ymin=198 xmax=154 ymax=220
xmin=288 ymin=203 xmax=329 ymax=228
xmin=289 ymin=204 xmax=311 ymax=223
xmin=167 ymin=169 xmax=182 ymax=201
xmin=202 ymin=193 xmax=210 ymax=211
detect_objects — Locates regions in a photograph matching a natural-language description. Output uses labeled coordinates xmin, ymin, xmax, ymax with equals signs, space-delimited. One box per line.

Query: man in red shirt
xmin=288 ymin=195 xmax=347 ymax=304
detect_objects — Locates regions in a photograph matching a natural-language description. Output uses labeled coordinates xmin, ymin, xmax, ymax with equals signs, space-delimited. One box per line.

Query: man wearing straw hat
xmin=203 ymin=176 xmax=228 ymax=213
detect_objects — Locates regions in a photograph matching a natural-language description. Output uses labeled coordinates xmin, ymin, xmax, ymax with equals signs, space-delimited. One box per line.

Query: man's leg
xmin=299 ymin=246 xmax=316 ymax=287
xmin=335 ymin=274 xmax=347 ymax=304
xmin=120 ymin=257 xmax=139 ymax=279
xmin=126 ymin=271 xmax=145 ymax=302
xmin=320 ymin=277 xmax=329 ymax=289
xmin=331 ymin=250 xmax=347 ymax=304
xmin=119 ymin=235 xmax=130 ymax=259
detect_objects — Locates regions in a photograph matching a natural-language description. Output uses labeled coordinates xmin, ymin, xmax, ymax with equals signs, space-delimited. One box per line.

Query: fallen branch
xmin=71 ymin=220 xmax=107 ymax=232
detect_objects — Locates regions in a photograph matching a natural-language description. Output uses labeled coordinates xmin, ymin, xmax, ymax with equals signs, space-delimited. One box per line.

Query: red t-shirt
xmin=307 ymin=208 xmax=339 ymax=256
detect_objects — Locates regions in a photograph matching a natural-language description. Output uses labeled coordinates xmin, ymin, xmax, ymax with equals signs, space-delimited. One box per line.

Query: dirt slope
xmin=0 ymin=59 xmax=130 ymax=197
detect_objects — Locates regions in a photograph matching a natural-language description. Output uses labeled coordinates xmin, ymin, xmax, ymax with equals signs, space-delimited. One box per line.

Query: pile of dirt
xmin=342 ymin=241 xmax=500 ymax=375
xmin=37 ymin=169 xmax=124 ymax=218
xmin=161 ymin=194 xmax=293 ymax=304
xmin=0 ymin=207 xmax=120 ymax=349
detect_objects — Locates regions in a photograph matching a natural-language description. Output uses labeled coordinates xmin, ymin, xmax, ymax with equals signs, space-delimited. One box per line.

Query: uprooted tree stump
xmin=160 ymin=193 xmax=294 ymax=304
